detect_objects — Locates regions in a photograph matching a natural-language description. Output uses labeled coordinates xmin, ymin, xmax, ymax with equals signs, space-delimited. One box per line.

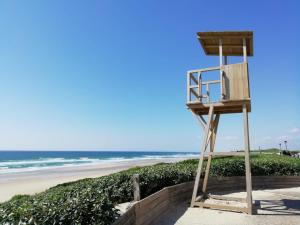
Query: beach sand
xmin=0 ymin=157 xmax=191 ymax=203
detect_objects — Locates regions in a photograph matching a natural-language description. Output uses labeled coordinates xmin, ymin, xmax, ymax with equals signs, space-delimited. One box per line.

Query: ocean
xmin=0 ymin=151 xmax=198 ymax=174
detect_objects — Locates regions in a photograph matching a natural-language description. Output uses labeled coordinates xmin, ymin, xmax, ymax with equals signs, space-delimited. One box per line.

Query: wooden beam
xmin=208 ymin=194 xmax=247 ymax=203
xmin=219 ymin=39 xmax=223 ymax=66
xmin=191 ymin=111 xmax=206 ymax=129
xmin=199 ymin=115 xmax=207 ymax=127
xmin=202 ymin=80 xmax=221 ymax=85
xmin=202 ymin=114 xmax=220 ymax=193
xmin=194 ymin=202 xmax=248 ymax=213
xmin=195 ymin=195 xmax=204 ymax=202
xmin=187 ymin=66 xmax=220 ymax=74
xmin=187 ymin=72 xmax=191 ymax=103
xmin=243 ymin=103 xmax=253 ymax=214
xmin=224 ymin=56 xmax=228 ymax=65
xmin=206 ymin=44 xmax=243 ymax=48
xmin=198 ymin=72 xmax=202 ymax=102
xmin=219 ymin=39 xmax=223 ymax=100
xmin=204 ymin=151 xmax=245 ymax=157
xmin=243 ymin=38 xmax=247 ymax=63
xmin=221 ymin=70 xmax=226 ymax=99
xmin=191 ymin=106 xmax=214 ymax=207
xmin=190 ymin=73 xmax=198 ymax=84
xmin=199 ymin=35 xmax=252 ymax=39
xmin=206 ymin=83 xmax=210 ymax=103
xmin=190 ymin=88 xmax=199 ymax=99
xmin=133 ymin=174 xmax=141 ymax=201
xmin=191 ymin=113 xmax=213 ymax=150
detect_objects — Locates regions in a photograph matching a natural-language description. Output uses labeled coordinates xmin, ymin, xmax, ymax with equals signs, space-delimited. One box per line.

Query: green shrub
xmin=0 ymin=154 xmax=299 ymax=225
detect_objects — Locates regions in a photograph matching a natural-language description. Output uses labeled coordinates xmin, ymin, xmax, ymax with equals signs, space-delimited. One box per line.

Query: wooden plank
xmin=190 ymin=73 xmax=198 ymax=84
xmin=206 ymin=44 xmax=244 ymax=48
xmin=219 ymin=39 xmax=223 ymax=66
xmin=243 ymin=38 xmax=247 ymax=62
xmin=202 ymin=114 xmax=220 ymax=193
xmin=187 ymin=66 xmax=220 ymax=74
xmin=191 ymin=105 xmax=214 ymax=207
xmin=115 ymin=176 xmax=300 ymax=224
xmin=197 ymin=31 xmax=253 ymax=56
xmin=199 ymin=35 xmax=253 ymax=40
xmin=190 ymin=104 xmax=251 ymax=115
xmin=199 ymin=115 xmax=207 ymax=127
xmin=138 ymin=188 xmax=168 ymax=209
xmin=206 ymin=83 xmax=210 ymax=103
xmin=223 ymin=63 xmax=250 ymax=101
xmin=198 ymin=72 xmax=202 ymax=102
xmin=195 ymin=195 xmax=204 ymax=202
xmin=136 ymin=200 xmax=169 ymax=225
xmin=113 ymin=207 xmax=136 ymax=225
xmin=208 ymin=194 xmax=247 ymax=203
xmin=188 ymin=99 xmax=251 ymax=108
xmin=202 ymin=80 xmax=221 ymax=85
xmin=133 ymin=174 xmax=141 ymax=201
xmin=243 ymin=103 xmax=253 ymax=214
xmin=190 ymin=88 xmax=199 ymax=99
xmin=147 ymin=208 xmax=170 ymax=225
xmin=221 ymin=70 xmax=226 ymax=98
xmin=224 ymin=56 xmax=228 ymax=65
xmin=191 ymin=111 xmax=206 ymax=129
xmin=219 ymin=38 xmax=224 ymax=100
xmin=194 ymin=202 xmax=248 ymax=213
xmin=187 ymin=72 xmax=191 ymax=103
xmin=189 ymin=85 xmax=199 ymax=89
xmin=204 ymin=151 xmax=245 ymax=156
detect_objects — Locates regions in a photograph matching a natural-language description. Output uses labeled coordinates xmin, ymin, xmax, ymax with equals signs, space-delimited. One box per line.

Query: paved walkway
xmin=157 ymin=187 xmax=300 ymax=225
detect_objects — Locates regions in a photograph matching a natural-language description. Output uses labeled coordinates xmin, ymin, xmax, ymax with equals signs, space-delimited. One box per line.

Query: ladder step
xmin=208 ymin=194 xmax=247 ymax=203
xmin=204 ymin=151 xmax=245 ymax=157
xmin=194 ymin=201 xmax=248 ymax=213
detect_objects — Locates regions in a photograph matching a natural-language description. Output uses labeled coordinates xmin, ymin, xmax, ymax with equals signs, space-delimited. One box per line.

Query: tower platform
xmin=187 ymin=99 xmax=251 ymax=115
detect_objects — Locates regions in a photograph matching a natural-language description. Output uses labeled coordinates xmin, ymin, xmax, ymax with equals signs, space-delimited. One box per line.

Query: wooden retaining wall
xmin=113 ymin=176 xmax=300 ymax=225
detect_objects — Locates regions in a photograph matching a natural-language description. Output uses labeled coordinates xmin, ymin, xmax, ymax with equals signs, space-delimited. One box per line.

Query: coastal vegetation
xmin=0 ymin=154 xmax=299 ymax=225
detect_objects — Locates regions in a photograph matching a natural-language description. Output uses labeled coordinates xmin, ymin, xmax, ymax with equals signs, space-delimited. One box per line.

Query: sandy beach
xmin=0 ymin=157 xmax=191 ymax=203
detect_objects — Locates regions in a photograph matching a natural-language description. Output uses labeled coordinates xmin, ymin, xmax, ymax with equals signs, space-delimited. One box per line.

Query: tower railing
xmin=187 ymin=66 xmax=226 ymax=104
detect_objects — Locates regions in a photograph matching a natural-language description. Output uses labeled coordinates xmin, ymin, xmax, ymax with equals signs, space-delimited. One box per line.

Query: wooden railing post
xmin=219 ymin=39 xmax=224 ymax=101
xmin=243 ymin=38 xmax=247 ymax=63
xmin=198 ymin=72 xmax=202 ymax=103
xmin=206 ymin=83 xmax=210 ymax=103
xmin=133 ymin=174 xmax=141 ymax=201
xmin=187 ymin=72 xmax=191 ymax=103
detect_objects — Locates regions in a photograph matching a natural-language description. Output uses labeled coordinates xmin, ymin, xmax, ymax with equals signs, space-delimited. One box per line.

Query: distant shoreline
xmin=0 ymin=150 xmax=198 ymax=174
xmin=0 ymin=157 xmax=194 ymax=203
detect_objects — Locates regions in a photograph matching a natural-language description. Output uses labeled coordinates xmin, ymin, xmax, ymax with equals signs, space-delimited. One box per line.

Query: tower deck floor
xmin=187 ymin=100 xmax=251 ymax=115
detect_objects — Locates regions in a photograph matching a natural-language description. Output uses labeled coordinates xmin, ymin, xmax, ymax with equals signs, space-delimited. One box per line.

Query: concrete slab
xmin=156 ymin=187 xmax=300 ymax=225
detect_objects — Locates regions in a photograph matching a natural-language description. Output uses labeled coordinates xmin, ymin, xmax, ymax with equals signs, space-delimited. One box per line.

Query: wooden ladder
xmin=190 ymin=104 xmax=253 ymax=214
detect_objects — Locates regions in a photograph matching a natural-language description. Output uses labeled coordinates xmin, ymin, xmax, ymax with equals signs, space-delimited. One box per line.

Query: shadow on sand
xmin=254 ymin=199 xmax=300 ymax=215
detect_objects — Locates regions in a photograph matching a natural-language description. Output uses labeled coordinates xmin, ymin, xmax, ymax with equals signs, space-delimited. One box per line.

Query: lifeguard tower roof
xmin=197 ymin=31 xmax=253 ymax=56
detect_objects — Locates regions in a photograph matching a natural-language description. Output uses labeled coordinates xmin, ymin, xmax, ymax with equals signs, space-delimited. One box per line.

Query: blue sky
xmin=0 ymin=0 xmax=299 ymax=151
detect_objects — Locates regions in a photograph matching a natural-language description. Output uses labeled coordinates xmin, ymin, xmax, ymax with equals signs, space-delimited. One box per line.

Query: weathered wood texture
xmin=197 ymin=31 xmax=253 ymax=56
xmin=223 ymin=63 xmax=250 ymax=101
xmin=113 ymin=176 xmax=300 ymax=225
xmin=186 ymin=63 xmax=251 ymax=115
xmin=133 ymin=174 xmax=141 ymax=201
xmin=187 ymin=100 xmax=251 ymax=115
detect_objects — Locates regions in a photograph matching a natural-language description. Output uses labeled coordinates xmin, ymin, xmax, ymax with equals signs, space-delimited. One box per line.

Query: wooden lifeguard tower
xmin=187 ymin=31 xmax=253 ymax=214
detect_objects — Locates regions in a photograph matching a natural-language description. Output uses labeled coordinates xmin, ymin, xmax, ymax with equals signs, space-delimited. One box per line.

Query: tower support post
xmin=191 ymin=106 xmax=214 ymax=207
xmin=190 ymin=104 xmax=253 ymax=214
xmin=202 ymin=114 xmax=219 ymax=193
xmin=243 ymin=104 xmax=253 ymax=214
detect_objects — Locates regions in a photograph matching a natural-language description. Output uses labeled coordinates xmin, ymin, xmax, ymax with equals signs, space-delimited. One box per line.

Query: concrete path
xmin=157 ymin=187 xmax=300 ymax=225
